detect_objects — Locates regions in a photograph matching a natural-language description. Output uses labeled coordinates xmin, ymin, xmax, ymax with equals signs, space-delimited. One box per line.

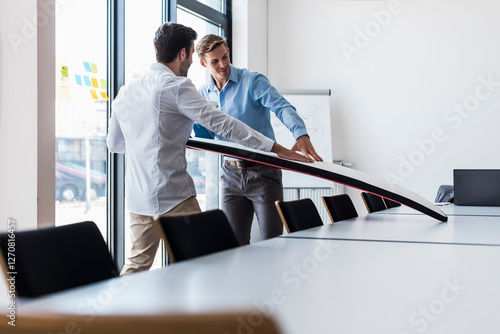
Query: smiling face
xmin=200 ymin=43 xmax=231 ymax=90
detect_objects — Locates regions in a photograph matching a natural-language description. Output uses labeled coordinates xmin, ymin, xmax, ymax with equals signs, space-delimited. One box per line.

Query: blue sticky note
xmin=74 ymin=74 xmax=83 ymax=86
xmin=83 ymin=76 xmax=92 ymax=87
xmin=83 ymin=61 xmax=92 ymax=72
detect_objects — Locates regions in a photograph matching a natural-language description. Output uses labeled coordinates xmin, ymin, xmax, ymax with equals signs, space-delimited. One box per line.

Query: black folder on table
xmin=454 ymin=169 xmax=500 ymax=206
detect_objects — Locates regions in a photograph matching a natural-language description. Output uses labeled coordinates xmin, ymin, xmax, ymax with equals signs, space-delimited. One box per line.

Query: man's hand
xmin=271 ymin=143 xmax=314 ymax=163
xmin=291 ymin=135 xmax=323 ymax=162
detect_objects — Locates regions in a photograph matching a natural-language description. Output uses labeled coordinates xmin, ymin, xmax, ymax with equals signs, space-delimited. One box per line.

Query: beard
xmin=179 ymin=57 xmax=191 ymax=77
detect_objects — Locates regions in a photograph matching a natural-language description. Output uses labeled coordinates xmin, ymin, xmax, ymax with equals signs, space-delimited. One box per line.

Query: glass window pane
xmin=124 ymin=0 xmax=163 ymax=270
xmin=55 ymin=1 xmax=107 ymax=238
xmin=178 ymin=8 xmax=222 ymax=212
xmin=178 ymin=8 xmax=221 ymax=88
xmin=125 ymin=0 xmax=161 ymax=84
xmin=192 ymin=0 xmax=223 ymax=13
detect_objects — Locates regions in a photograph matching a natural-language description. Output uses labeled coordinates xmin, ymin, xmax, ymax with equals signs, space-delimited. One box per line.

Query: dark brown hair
xmin=154 ymin=22 xmax=198 ymax=63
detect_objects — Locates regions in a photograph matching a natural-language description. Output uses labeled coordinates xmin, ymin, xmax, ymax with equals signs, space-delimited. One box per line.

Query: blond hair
xmin=196 ymin=34 xmax=228 ymax=61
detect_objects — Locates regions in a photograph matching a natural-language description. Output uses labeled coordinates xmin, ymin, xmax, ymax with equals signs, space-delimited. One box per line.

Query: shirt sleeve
xmin=251 ymin=74 xmax=308 ymax=140
xmin=106 ymin=110 xmax=126 ymax=154
xmin=176 ymin=79 xmax=275 ymax=152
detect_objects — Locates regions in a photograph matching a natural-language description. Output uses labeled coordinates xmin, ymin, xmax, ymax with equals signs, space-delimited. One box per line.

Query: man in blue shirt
xmin=194 ymin=34 xmax=322 ymax=245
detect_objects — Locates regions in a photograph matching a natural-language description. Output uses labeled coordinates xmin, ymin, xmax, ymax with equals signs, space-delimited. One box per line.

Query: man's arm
xmin=252 ymin=75 xmax=323 ymax=161
xmin=106 ymin=112 xmax=126 ymax=154
xmin=177 ymin=80 xmax=313 ymax=163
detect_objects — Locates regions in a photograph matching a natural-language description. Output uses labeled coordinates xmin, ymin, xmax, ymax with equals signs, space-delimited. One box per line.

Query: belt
xmin=225 ymin=160 xmax=259 ymax=168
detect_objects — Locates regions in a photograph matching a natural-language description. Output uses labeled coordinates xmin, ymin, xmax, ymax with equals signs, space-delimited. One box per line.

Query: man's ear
xmin=179 ymin=47 xmax=186 ymax=61
xmin=200 ymin=58 xmax=207 ymax=68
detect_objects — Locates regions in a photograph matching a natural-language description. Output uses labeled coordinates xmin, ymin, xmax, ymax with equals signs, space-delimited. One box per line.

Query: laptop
xmin=453 ymin=169 xmax=500 ymax=206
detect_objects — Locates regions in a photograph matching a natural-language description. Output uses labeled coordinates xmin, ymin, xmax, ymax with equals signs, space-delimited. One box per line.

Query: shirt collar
xmin=151 ymin=62 xmax=175 ymax=74
xmin=208 ymin=65 xmax=240 ymax=92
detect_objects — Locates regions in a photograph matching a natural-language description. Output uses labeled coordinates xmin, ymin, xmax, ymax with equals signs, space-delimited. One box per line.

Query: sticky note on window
xmin=91 ymin=77 xmax=99 ymax=88
xmin=83 ymin=76 xmax=92 ymax=87
xmin=90 ymin=90 xmax=99 ymax=100
xmin=61 ymin=66 xmax=69 ymax=78
xmin=91 ymin=63 xmax=98 ymax=73
xmin=75 ymin=74 xmax=83 ymax=86
xmin=100 ymin=79 xmax=107 ymax=89
xmin=83 ymin=61 xmax=92 ymax=72
xmin=100 ymin=91 xmax=109 ymax=101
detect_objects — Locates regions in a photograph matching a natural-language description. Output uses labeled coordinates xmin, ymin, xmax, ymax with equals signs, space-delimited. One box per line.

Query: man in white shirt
xmin=107 ymin=22 xmax=313 ymax=275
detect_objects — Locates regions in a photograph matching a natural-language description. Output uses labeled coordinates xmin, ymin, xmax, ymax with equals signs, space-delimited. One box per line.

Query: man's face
xmin=200 ymin=44 xmax=231 ymax=83
xmin=179 ymin=41 xmax=194 ymax=77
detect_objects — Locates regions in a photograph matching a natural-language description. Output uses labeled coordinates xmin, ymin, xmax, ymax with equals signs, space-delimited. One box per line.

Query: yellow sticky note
xmin=100 ymin=91 xmax=109 ymax=101
xmin=91 ymin=63 xmax=98 ymax=73
xmin=90 ymin=90 xmax=99 ymax=100
xmin=100 ymin=79 xmax=107 ymax=89
xmin=61 ymin=66 xmax=69 ymax=78
xmin=91 ymin=78 xmax=99 ymax=88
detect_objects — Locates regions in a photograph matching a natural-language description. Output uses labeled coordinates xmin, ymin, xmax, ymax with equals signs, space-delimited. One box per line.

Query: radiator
xmin=283 ymin=184 xmax=345 ymax=223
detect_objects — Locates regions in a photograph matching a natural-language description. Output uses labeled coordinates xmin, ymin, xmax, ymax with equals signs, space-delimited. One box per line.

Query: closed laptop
xmin=453 ymin=169 xmax=500 ymax=206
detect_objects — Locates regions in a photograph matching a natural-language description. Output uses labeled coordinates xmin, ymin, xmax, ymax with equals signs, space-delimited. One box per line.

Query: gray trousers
xmin=221 ymin=162 xmax=284 ymax=245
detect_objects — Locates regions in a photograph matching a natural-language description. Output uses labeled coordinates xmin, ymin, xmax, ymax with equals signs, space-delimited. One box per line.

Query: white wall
xmin=232 ymin=0 xmax=269 ymax=75
xmin=237 ymin=0 xmax=500 ymax=205
xmin=0 ymin=0 xmax=55 ymax=232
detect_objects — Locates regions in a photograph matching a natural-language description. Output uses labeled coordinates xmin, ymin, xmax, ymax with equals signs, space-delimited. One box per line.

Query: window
xmin=192 ymin=0 xmax=223 ymax=12
xmin=55 ymin=1 xmax=108 ymax=238
xmin=123 ymin=0 xmax=163 ymax=270
xmin=177 ymin=7 xmax=223 ymax=213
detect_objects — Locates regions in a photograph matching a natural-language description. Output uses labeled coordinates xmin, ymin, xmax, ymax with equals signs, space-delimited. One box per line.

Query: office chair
xmin=275 ymin=198 xmax=324 ymax=233
xmin=321 ymin=194 xmax=358 ymax=223
xmin=1 ymin=311 xmax=282 ymax=334
xmin=435 ymin=185 xmax=454 ymax=203
xmin=360 ymin=192 xmax=388 ymax=213
xmin=156 ymin=209 xmax=240 ymax=263
xmin=383 ymin=198 xmax=402 ymax=209
xmin=0 ymin=221 xmax=118 ymax=298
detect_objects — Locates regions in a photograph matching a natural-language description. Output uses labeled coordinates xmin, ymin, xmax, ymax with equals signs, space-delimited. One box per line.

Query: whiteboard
xmin=271 ymin=89 xmax=333 ymax=188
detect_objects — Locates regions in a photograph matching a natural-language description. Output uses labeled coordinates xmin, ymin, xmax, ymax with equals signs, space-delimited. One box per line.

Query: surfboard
xmin=186 ymin=138 xmax=447 ymax=222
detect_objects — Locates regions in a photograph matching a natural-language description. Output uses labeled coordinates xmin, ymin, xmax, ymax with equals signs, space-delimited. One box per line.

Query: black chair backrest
xmin=360 ymin=192 xmax=388 ymax=213
xmin=383 ymin=198 xmax=402 ymax=208
xmin=0 ymin=221 xmax=118 ymax=298
xmin=275 ymin=198 xmax=324 ymax=233
xmin=322 ymin=194 xmax=358 ymax=223
xmin=157 ymin=209 xmax=239 ymax=263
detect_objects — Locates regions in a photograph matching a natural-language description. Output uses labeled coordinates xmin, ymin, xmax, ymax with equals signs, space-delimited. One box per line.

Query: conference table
xmin=16 ymin=205 xmax=500 ymax=334
xmin=372 ymin=203 xmax=500 ymax=217
xmin=284 ymin=206 xmax=500 ymax=246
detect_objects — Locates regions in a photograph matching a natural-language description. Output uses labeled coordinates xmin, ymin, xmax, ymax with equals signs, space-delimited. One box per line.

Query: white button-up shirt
xmin=107 ymin=63 xmax=274 ymax=216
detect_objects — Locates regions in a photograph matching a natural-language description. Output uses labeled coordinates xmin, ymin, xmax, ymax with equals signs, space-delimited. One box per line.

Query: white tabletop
xmin=282 ymin=214 xmax=500 ymax=246
xmin=374 ymin=204 xmax=500 ymax=217
xmin=18 ymin=237 xmax=500 ymax=334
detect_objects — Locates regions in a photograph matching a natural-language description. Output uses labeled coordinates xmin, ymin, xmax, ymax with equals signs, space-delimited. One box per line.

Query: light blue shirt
xmin=194 ymin=65 xmax=308 ymax=142
xmin=107 ymin=63 xmax=274 ymax=215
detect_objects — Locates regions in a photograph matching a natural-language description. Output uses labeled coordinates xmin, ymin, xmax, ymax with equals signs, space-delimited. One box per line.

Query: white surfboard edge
xmin=186 ymin=138 xmax=447 ymax=222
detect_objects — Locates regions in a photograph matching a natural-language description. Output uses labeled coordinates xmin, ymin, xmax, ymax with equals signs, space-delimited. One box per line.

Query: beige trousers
xmin=121 ymin=196 xmax=201 ymax=275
